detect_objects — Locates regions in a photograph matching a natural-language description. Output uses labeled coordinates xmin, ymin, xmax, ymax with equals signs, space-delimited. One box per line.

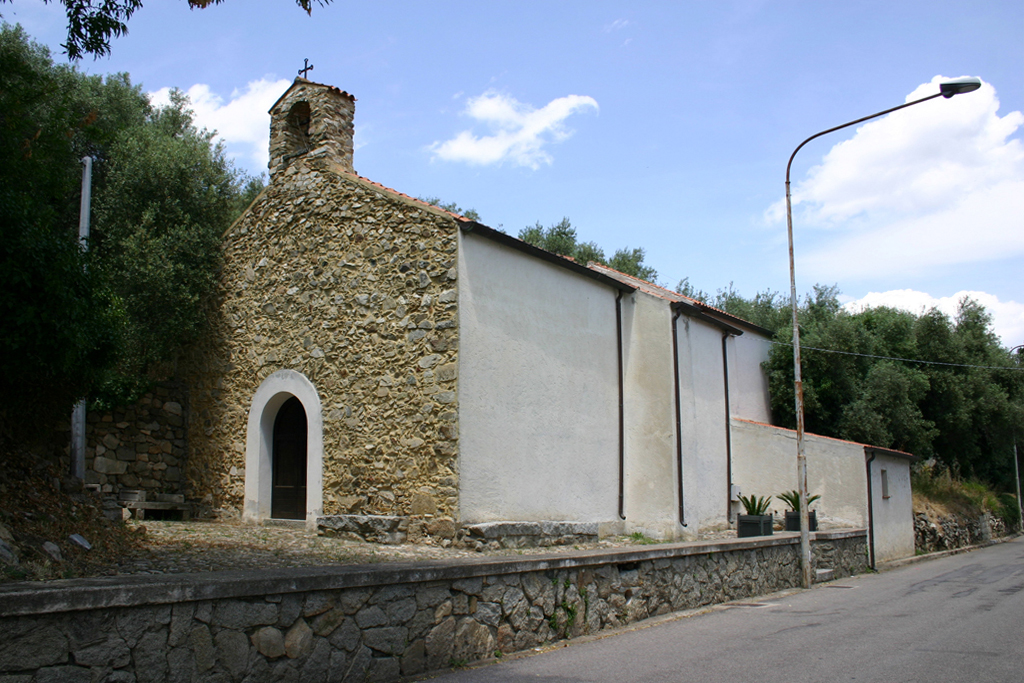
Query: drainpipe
xmin=671 ymin=301 xmax=747 ymax=526
xmin=722 ymin=333 xmax=733 ymax=522
xmin=671 ymin=308 xmax=686 ymax=526
xmin=616 ymin=290 xmax=626 ymax=520
xmin=865 ymin=450 xmax=877 ymax=570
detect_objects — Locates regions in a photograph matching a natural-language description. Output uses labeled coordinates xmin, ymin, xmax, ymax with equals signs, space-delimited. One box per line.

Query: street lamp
xmin=784 ymin=77 xmax=982 ymax=589
xmin=1012 ymin=344 xmax=1024 ymax=530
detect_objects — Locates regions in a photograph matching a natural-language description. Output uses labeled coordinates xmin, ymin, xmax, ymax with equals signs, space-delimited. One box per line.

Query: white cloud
xmin=149 ymin=78 xmax=291 ymax=174
xmin=604 ymin=19 xmax=631 ymax=32
xmin=843 ymin=289 xmax=1024 ymax=347
xmin=430 ymin=91 xmax=598 ymax=169
xmin=764 ymin=77 xmax=1024 ymax=280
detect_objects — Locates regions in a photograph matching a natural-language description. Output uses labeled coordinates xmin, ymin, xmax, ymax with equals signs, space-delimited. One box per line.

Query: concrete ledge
xmin=0 ymin=528 xmax=866 ymax=618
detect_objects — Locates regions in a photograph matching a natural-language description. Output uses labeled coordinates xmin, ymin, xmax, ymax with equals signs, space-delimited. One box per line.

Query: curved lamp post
xmin=1012 ymin=344 xmax=1024 ymax=529
xmin=784 ymin=77 xmax=982 ymax=588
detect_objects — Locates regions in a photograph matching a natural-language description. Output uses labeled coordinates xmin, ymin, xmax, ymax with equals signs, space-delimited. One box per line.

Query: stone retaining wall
xmin=0 ymin=531 xmax=865 ymax=683
xmin=914 ymin=511 xmax=1011 ymax=554
xmin=82 ymin=382 xmax=189 ymax=499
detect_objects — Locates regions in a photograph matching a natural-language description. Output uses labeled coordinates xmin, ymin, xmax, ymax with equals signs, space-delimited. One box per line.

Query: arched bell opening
xmin=285 ymin=101 xmax=312 ymax=157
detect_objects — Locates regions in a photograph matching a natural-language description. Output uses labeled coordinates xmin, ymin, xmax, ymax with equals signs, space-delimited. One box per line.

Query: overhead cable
xmin=763 ymin=339 xmax=1024 ymax=372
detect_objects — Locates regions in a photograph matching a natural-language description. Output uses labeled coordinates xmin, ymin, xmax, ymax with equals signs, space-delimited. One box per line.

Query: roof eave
xmin=460 ymin=222 xmax=637 ymax=294
xmin=864 ymin=446 xmax=920 ymax=462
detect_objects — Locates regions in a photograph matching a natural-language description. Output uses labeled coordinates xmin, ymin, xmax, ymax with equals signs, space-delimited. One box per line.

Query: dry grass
xmin=0 ymin=449 xmax=147 ymax=582
xmin=911 ymin=462 xmax=1020 ymax=527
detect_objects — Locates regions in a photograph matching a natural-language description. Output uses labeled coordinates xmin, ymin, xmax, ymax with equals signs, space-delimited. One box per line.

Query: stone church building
xmin=83 ymin=78 xmax=917 ymax=560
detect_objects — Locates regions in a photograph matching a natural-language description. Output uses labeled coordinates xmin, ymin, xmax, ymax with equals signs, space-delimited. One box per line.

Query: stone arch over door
xmin=244 ymin=370 xmax=323 ymax=528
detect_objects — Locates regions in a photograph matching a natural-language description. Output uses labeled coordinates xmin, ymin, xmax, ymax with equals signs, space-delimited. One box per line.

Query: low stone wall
xmin=0 ymin=530 xmax=866 ymax=683
xmin=914 ymin=512 xmax=1010 ymax=554
xmin=83 ymin=382 xmax=189 ymax=499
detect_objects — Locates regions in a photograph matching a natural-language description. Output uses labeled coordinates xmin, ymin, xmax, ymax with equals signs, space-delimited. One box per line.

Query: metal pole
xmin=70 ymin=156 xmax=93 ymax=481
xmin=1015 ymin=439 xmax=1022 ymax=531
xmin=784 ymin=90 xmax=949 ymax=590
xmin=785 ymin=177 xmax=812 ymax=589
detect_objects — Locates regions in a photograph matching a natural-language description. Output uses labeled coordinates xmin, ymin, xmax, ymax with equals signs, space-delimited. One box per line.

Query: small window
xmin=881 ymin=469 xmax=890 ymax=499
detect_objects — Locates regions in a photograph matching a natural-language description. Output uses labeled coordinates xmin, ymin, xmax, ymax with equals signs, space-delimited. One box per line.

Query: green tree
xmin=675 ymin=277 xmax=710 ymax=303
xmin=609 ymin=247 xmax=657 ymax=282
xmin=751 ymin=284 xmax=1024 ymax=491
xmin=517 ymin=217 xmax=659 ymax=281
xmin=0 ymin=1 xmax=330 ymax=59
xmin=90 ymin=88 xmax=241 ymax=403
xmin=0 ymin=24 xmax=124 ymax=442
xmin=0 ymin=24 xmax=247 ymax=439
xmin=417 ymin=196 xmax=480 ymax=222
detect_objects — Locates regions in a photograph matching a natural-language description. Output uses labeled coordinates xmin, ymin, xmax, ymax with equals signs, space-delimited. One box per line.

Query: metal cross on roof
xmin=298 ymin=58 xmax=314 ymax=78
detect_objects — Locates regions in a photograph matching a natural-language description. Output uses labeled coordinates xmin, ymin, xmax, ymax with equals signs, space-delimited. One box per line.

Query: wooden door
xmin=271 ymin=396 xmax=307 ymax=520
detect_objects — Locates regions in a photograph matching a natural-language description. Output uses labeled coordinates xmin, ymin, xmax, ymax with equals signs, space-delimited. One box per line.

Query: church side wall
xmin=621 ymin=292 xmax=681 ymax=539
xmin=457 ymin=231 xmax=619 ymax=524
xmin=674 ymin=316 xmax=731 ymax=531
xmin=182 ymin=162 xmax=461 ymax=522
xmin=727 ymin=332 xmax=772 ymax=423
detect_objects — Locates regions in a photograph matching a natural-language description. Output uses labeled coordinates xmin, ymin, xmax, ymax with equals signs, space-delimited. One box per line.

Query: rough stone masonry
xmin=0 ymin=532 xmax=867 ymax=683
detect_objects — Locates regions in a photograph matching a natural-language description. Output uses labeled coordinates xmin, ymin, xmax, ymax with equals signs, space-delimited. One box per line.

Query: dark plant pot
xmin=784 ymin=510 xmax=817 ymax=532
xmin=737 ymin=514 xmax=774 ymax=537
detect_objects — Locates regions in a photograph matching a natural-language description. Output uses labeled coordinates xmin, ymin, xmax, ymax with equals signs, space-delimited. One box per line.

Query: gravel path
xmin=114 ymin=519 xmax=739 ymax=576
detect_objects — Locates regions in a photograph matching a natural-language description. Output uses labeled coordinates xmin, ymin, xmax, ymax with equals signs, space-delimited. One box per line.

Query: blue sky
xmin=7 ymin=0 xmax=1023 ymax=343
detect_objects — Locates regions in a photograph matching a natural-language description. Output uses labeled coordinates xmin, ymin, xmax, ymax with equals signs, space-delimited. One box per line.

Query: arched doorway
xmin=271 ymin=396 xmax=307 ymax=520
xmin=244 ymin=370 xmax=323 ymax=527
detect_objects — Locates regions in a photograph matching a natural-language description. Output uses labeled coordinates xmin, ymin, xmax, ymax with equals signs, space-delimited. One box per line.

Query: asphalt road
xmin=417 ymin=538 xmax=1024 ymax=683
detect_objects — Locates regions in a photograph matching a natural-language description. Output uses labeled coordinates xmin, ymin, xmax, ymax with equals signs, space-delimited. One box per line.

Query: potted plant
xmin=777 ymin=490 xmax=820 ymax=532
xmin=737 ymin=495 xmax=774 ymax=537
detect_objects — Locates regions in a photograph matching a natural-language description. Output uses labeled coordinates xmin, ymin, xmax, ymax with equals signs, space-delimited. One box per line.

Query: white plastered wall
xmin=727 ymin=331 xmax=772 ymax=423
xmin=244 ymin=369 xmax=324 ymax=529
xmin=869 ymin=452 xmax=915 ymax=562
xmin=457 ymin=232 xmax=620 ymax=524
xmin=621 ymin=292 xmax=679 ymax=539
xmin=674 ymin=315 xmax=731 ymax=532
xmin=730 ymin=419 xmax=867 ymax=528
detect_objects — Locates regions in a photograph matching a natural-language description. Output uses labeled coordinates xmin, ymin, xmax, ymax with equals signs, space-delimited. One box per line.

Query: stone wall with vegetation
xmin=914 ymin=511 xmax=1012 ymax=554
xmin=183 ymin=158 xmax=462 ymax=522
xmin=0 ymin=532 xmax=866 ymax=683
xmin=82 ymin=382 xmax=188 ymax=498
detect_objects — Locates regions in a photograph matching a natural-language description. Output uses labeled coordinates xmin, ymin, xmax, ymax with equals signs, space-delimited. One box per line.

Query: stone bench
xmin=119 ymin=491 xmax=190 ymax=521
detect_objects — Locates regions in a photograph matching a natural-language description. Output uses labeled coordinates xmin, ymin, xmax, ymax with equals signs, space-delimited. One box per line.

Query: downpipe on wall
xmin=721 ymin=332 xmax=734 ymax=522
xmin=616 ymin=290 xmax=626 ymax=520
xmin=865 ymin=451 xmax=876 ymax=570
xmin=671 ymin=308 xmax=686 ymax=527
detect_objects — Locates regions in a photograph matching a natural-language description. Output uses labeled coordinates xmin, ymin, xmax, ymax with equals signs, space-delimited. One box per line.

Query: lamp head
xmin=940 ymin=77 xmax=982 ymax=98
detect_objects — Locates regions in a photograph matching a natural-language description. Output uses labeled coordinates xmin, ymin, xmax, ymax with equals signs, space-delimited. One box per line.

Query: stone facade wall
xmin=82 ymin=382 xmax=188 ymax=497
xmin=0 ymin=532 xmax=867 ymax=683
xmin=183 ymin=157 xmax=461 ymax=522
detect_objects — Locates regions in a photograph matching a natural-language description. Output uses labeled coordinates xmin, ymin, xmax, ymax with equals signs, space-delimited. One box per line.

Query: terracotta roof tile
xmin=328 ymin=166 xmax=472 ymax=221
xmin=587 ymin=263 xmax=764 ymax=333
xmin=732 ymin=418 xmax=915 ymax=456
